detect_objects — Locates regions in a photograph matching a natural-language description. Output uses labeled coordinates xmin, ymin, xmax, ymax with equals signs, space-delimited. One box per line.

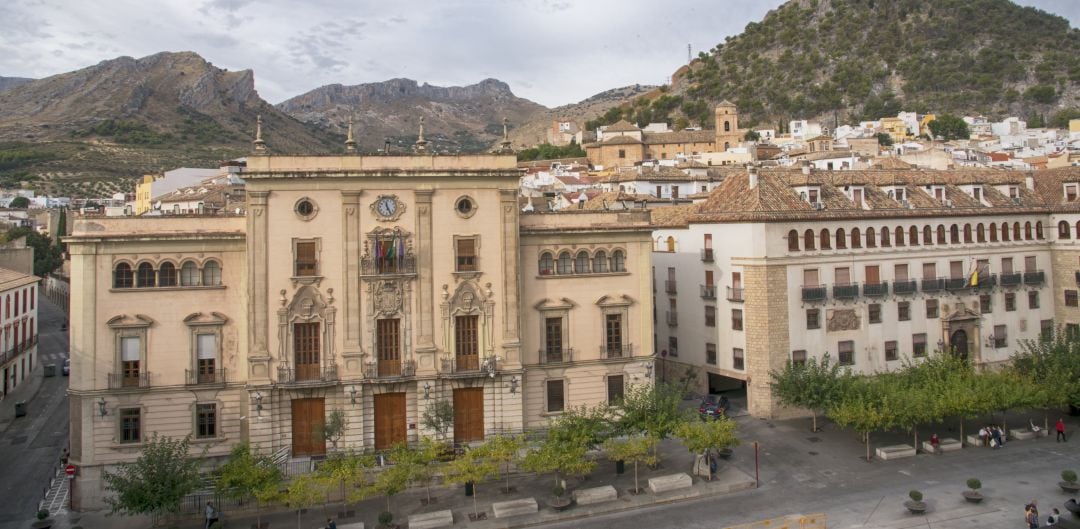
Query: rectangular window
xmin=455 ymin=238 xmax=477 ymax=272
xmin=898 ymin=301 xmax=910 ymax=321
xmin=803 ymin=269 xmax=820 ymax=287
xmin=949 ymin=260 xmax=964 ymax=279
xmin=121 ymin=336 xmax=140 ymax=386
xmin=1001 ymin=257 xmax=1013 ymax=274
xmin=546 ymin=380 xmax=565 ymax=413
xmin=705 ymin=270 xmax=714 ymax=287
xmin=973 ymin=186 xmax=983 ymax=202
xmin=1067 ymin=185 xmax=1077 ymax=202
xmin=885 ymin=340 xmax=898 ymax=361
xmin=455 ymin=315 xmax=479 ymax=370
xmin=894 ymin=264 xmax=909 ymax=281
xmin=838 ymin=341 xmax=854 ymax=366
xmin=706 ymin=343 xmax=717 ymax=365
xmin=868 ymin=303 xmax=881 ymax=324
xmin=607 ymin=375 xmax=625 ymax=404
xmin=544 ymin=317 xmax=562 ymax=362
xmin=1025 ymin=256 xmax=1037 ymax=272
xmin=979 ymin=294 xmax=992 ymax=314
xmin=605 ymin=314 xmax=623 ymax=356
xmin=196 ymin=403 xmax=217 ymax=439
xmin=993 ymin=325 xmax=1007 ymax=348
xmin=730 ymin=309 xmax=742 ymax=330
xmin=1042 ymin=319 xmax=1055 ymax=341
xmin=806 ymin=309 xmax=820 ymax=330
xmin=731 ymin=271 xmax=742 ymax=289
xmin=865 ymin=265 xmax=880 ymax=285
xmin=705 ymin=306 xmax=716 ymax=327
xmin=732 ymin=348 xmax=745 ymax=370
xmin=1067 ymin=324 xmax=1079 ymax=340
xmin=926 ymin=299 xmax=939 ymax=319
xmin=196 ymin=333 xmax=217 ymax=383
xmin=913 ymin=333 xmax=927 ymax=357
xmin=791 ymin=350 xmax=807 ymax=366
xmin=668 ymin=336 xmax=678 ymax=357
xmin=295 ymin=241 xmax=318 ymax=276
xmin=834 ymin=267 xmax=851 ymax=285
xmin=120 ymin=408 xmax=141 ymax=443
xmin=1067 ymin=290 xmax=1078 ymax=307
xmin=1005 ymin=292 xmax=1016 ymax=311
xmin=922 ymin=262 xmax=937 ymax=279
xmin=1029 ymin=290 xmax=1040 ymax=309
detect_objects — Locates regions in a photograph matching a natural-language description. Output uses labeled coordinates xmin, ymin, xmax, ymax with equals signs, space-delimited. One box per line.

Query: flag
xmin=968 ymin=267 xmax=979 ymax=287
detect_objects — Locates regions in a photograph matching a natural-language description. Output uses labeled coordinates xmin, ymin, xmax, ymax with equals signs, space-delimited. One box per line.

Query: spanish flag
xmin=968 ymin=266 xmax=979 ymax=287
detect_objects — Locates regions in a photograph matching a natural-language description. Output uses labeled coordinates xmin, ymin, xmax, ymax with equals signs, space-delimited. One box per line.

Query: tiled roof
xmin=871 ymin=157 xmax=913 ymax=169
xmin=579 ymin=191 xmax=655 ymax=211
xmin=600 ymin=135 xmax=643 ymax=146
xmin=642 ymin=130 xmax=715 ymax=145
xmin=604 ymin=120 xmax=641 ymax=133
xmin=650 ymin=204 xmax=699 ymax=228
xmin=0 ymin=267 xmax=38 ymax=291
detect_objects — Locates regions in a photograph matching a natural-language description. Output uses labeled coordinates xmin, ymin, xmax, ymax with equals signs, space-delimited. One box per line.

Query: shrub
xmin=36 ymin=509 xmax=49 ymax=520
xmin=967 ymin=478 xmax=981 ymax=490
xmin=378 ymin=511 xmax=394 ymax=526
xmin=909 ymin=489 xmax=923 ymax=502
xmin=1063 ymin=470 xmax=1078 ymax=483
xmin=553 ymin=484 xmax=565 ymax=498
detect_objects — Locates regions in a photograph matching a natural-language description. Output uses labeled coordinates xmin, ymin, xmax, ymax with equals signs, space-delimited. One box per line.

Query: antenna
xmin=688 ymin=43 xmax=692 ymax=63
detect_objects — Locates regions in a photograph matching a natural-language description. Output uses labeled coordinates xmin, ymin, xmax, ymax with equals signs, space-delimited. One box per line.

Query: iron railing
xmin=921 ymin=277 xmax=945 ymax=293
xmin=945 ymin=278 xmax=970 ymax=291
xmin=665 ymin=280 xmax=677 ymax=294
xmin=600 ymin=343 xmax=633 ymax=359
xmin=365 ymin=359 xmax=416 ymax=379
xmin=893 ymin=279 xmax=917 ymax=295
xmin=700 ymin=285 xmax=716 ymax=300
xmin=360 ymin=256 xmax=416 ymax=276
xmin=832 ymin=282 xmax=859 ymax=300
xmin=666 ymin=311 xmax=679 ymax=326
xmin=185 ymin=368 xmax=226 ymax=385
xmin=276 ymin=364 xmax=338 ymax=385
xmin=863 ymin=282 xmax=888 ymax=298
xmin=539 ymin=348 xmax=573 ymax=364
xmin=1023 ymin=270 xmax=1045 ymax=285
xmin=108 ymin=371 xmax=150 ymax=389
xmin=1000 ymin=272 xmax=1022 ymax=287
xmin=700 ymin=248 xmax=714 ymax=262
xmin=726 ymin=286 xmax=745 ymax=302
xmin=802 ymin=285 xmax=827 ymax=302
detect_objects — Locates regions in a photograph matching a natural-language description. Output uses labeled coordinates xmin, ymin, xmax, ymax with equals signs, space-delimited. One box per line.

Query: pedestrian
xmin=204 ymin=501 xmax=218 ymax=529
xmin=708 ymin=449 xmax=718 ymax=477
xmin=1057 ymin=418 xmax=1067 ymax=443
xmin=991 ymin=427 xmax=1003 ymax=449
xmin=979 ymin=426 xmax=989 ymax=447
xmin=326 ymin=517 xmax=337 ymax=529
xmin=929 ymin=433 xmax=940 ymax=453
xmin=1047 ymin=507 xmax=1061 ymax=526
xmin=1026 ymin=500 xmax=1039 ymax=529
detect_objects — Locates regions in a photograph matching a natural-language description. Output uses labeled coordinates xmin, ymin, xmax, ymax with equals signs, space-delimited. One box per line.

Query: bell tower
xmin=714 ymin=100 xmax=741 ymax=151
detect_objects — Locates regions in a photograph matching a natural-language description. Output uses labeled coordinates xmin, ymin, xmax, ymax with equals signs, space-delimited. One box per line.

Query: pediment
xmin=534 ymin=297 xmax=576 ymax=311
xmin=943 ymin=304 xmax=981 ymax=322
xmin=106 ymin=314 xmax=156 ymax=328
xmin=183 ymin=311 xmax=230 ymax=326
xmin=595 ymin=294 xmax=635 ymax=307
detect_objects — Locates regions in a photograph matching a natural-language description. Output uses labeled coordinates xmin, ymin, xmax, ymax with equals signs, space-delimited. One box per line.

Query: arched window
xmin=1036 ymin=221 xmax=1044 ymax=240
xmin=539 ymin=252 xmax=554 ymax=275
xmin=989 ymin=223 xmax=998 ymax=242
xmin=593 ymin=250 xmax=608 ymax=273
xmin=963 ymin=224 xmax=972 ymax=243
xmin=835 ymin=228 xmax=846 ymax=249
xmin=574 ymin=251 xmax=590 ymax=274
xmin=851 ymin=227 xmax=862 ymax=248
xmin=937 ymin=225 xmax=947 ymax=244
xmin=923 ymin=226 xmax=933 ymax=245
xmin=866 ymin=227 xmax=877 ymax=248
xmin=180 ymin=260 xmax=200 ymax=286
xmin=788 ymin=230 xmax=800 ymax=251
xmin=114 ymin=263 xmax=134 ymax=289
xmin=804 ymin=229 xmax=816 ymax=250
xmin=895 ymin=226 xmax=905 ymax=247
xmin=611 ymin=250 xmax=626 ymax=272
xmin=909 ymin=226 xmax=919 ymax=246
xmin=1002 ymin=222 xmax=1011 ymax=242
xmin=1024 ymin=222 xmax=1033 ymax=240
xmin=666 ymin=236 xmax=676 ymax=252
xmin=950 ymin=224 xmax=960 ymax=244
xmin=202 ymin=261 xmax=222 ymax=286
xmin=159 ymin=262 xmax=178 ymax=287
xmin=976 ymin=223 xmax=985 ymax=243
xmin=1013 ymin=222 xmax=1021 ymax=241
xmin=820 ymin=229 xmax=831 ymax=250
xmin=1059 ymin=221 xmax=1071 ymax=239
xmin=724 ymin=121 xmax=731 ymax=132
xmin=136 ymin=262 xmax=156 ymax=288
xmin=557 ymin=252 xmax=572 ymax=274
xmin=880 ymin=227 xmax=891 ymax=247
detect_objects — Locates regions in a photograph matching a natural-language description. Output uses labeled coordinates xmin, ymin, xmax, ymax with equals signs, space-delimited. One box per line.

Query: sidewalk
xmin=0 ymin=354 xmax=45 ymax=435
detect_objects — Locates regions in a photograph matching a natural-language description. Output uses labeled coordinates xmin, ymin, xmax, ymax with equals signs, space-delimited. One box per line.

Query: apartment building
xmin=0 ymin=267 xmax=39 ymax=397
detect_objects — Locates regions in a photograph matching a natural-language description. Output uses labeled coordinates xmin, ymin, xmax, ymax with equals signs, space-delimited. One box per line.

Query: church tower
xmin=714 ymin=101 xmax=742 ymax=151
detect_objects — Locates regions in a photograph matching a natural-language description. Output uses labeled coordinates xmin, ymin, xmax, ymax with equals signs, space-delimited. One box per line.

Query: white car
xmin=62 ymin=358 xmax=70 ymax=376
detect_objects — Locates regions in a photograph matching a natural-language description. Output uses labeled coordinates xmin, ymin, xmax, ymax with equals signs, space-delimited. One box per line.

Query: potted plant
xmin=962 ymin=478 xmax=983 ymax=503
xmin=1060 ymin=470 xmax=1079 ymax=493
xmin=377 ymin=511 xmax=395 ymax=529
xmin=549 ymin=483 xmax=572 ymax=511
xmin=904 ymin=489 xmax=927 ymax=514
xmin=31 ymin=509 xmax=52 ymax=529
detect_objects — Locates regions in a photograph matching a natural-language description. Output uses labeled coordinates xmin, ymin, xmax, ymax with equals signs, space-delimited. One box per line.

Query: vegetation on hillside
xmin=516 ymin=140 xmax=586 ymax=162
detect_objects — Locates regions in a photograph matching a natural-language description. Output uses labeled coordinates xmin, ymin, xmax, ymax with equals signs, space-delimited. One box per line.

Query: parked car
xmin=62 ymin=358 xmax=70 ymax=376
xmin=698 ymin=395 xmax=729 ymax=420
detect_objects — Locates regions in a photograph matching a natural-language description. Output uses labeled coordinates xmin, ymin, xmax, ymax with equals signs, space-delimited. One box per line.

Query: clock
xmin=376 ymin=197 xmax=396 ymax=217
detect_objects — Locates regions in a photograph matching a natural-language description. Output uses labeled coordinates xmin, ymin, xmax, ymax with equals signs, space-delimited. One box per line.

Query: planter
xmin=250 ymin=523 xmax=269 ymax=529
xmin=716 ymin=448 xmax=733 ymax=460
xmin=1059 ymin=481 xmax=1080 ymax=493
xmin=547 ymin=497 xmax=573 ymax=512
xmin=962 ymin=491 xmax=983 ymax=504
xmin=1065 ymin=498 xmax=1079 ymax=515
xmin=904 ymin=500 xmax=927 ymax=514
xmin=30 ymin=521 xmax=52 ymax=529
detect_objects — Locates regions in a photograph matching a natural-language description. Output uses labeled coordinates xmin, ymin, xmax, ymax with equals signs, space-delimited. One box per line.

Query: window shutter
xmin=121 ymin=337 xmax=140 ymax=361
xmin=197 ymin=334 xmax=217 ymax=359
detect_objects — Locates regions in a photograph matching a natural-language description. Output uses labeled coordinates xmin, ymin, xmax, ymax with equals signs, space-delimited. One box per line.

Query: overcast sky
xmin=1 ymin=0 xmax=1077 ymax=108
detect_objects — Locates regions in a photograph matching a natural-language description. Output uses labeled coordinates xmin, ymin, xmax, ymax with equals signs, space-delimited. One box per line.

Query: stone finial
xmin=495 ymin=117 xmax=514 ymax=154
xmin=414 ymin=116 xmax=430 ymax=153
xmin=253 ymin=115 xmax=266 ymax=152
xmin=345 ymin=116 xmax=357 ymax=153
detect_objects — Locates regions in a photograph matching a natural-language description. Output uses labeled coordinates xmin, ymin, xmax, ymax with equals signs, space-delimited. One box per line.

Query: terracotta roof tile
xmin=604 ymin=120 xmax=640 ymax=133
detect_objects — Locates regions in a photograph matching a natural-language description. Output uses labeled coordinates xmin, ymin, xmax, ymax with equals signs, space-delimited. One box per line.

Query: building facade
xmin=66 ymin=152 xmax=653 ymax=510
xmin=0 ymin=267 xmax=39 ymax=398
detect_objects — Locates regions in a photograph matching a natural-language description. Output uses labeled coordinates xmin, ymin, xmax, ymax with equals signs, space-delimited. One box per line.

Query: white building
xmin=0 ymin=267 xmax=39 ymax=398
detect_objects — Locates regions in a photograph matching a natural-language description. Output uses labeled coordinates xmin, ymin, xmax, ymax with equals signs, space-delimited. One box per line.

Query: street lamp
xmin=349 ymin=386 xmax=358 ymax=405
xmin=507 ymin=376 xmax=519 ymax=394
xmin=422 ymin=382 xmax=432 ymax=400
xmin=97 ymin=397 xmax=107 ymax=417
xmin=254 ymin=391 xmax=263 ymax=415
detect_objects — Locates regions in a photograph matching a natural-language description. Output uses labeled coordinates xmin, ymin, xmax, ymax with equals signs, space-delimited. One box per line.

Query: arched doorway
xmin=950 ymin=329 xmax=969 ymax=361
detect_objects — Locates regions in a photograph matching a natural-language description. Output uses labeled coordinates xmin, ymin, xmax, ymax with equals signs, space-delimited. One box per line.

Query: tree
xmin=674 ymin=418 xmax=740 ymax=478
xmin=828 ymin=379 xmax=894 ymax=461
xmin=215 ymin=443 xmax=284 ymax=529
xmin=317 ymin=450 xmax=375 ymax=508
xmin=282 ymin=474 xmax=328 ymax=529
xmin=617 ymin=383 xmax=689 ymax=460
xmin=367 ymin=443 xmax=415 ymax=518
xmin=927 ymin=114 xmax=970 ymax=141
xmin=483 ymin=435 xmax=525 ymax=493
xmin=744 ymin=130 xmax=761 ymax=141
xmin=521 ymin=411 xmax=599 ymax=490
xmin=602 ymin=436 xmax=656 ymax=493
xmin=1014 ymin=329 xmax=1080 ymax=412
xmin=875 ymin=132 xmax=894 ymax=147
xmin=8 ymin=196 xmax=29 ymax=208
xmin=421 ymin=399 xmax=454 ymax=441
xmin=317 ymin=409 xmax=347 ymax=451
xmin=770 ymin=353 xmax=851 ymax=432
xmin=393 ymin=438 xmax=445 ymax=504
xmin=445 ymin=444 xmax=499 ymax=520
xmin=4 ymin=226 xmax=63 ymax=277
xmin=101 ymin=435 xmax=202 ymax=523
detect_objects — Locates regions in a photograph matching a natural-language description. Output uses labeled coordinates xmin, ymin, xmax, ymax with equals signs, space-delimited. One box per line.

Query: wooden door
xmin=294 ymin=322 xmax=320 ymax=381
xmin=376 ymin=319 xmax=400 ymax=377
xmin=291 ymin=398 xmax=326 ymax=456
xmin=374 ymin=393 xmax=406 ymax=450
xmin=454 ymin=315 xmax=479 ymax=371
xmin=453 ymin=388 xmax=484 ymax=444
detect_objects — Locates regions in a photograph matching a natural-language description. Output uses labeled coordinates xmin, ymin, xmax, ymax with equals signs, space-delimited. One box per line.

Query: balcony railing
xmin=801 ymin=285 xmax=827 ymax=302
xmin=863 ymin=281 xmax=888 ymax=298
xmin=1023 ymin=270 xmax=1045 ymax=285
xmin=108 ymin=372 xmax=150 ymax=389
xmin=726 ymin=286 xmax=745 ymax=302
xmin=945 ymin=277 xmax=970 ymax=292
xmin=700 ymin=285 xmax=716 ymax=300
xmin=540 ymin=348 xmax=573 ymax=364
xmin=666 ymin=311 xmax=679 ymax=326
xmin=665 ymin=280 xmax=677 ymax=294
xmin=600 ymin=343 xmax=633 ymax=359
xmin=832 ymin=282 xmax=859 ymax=300
xmin=277 ymin=364 xmax=338 ymax=385
xmin=1000 ymin=272 xmax=1022 ymax=287
xmin=365 ymin=359 xmax=416 ymax=379
xmin=893 ymin=279 xmax=917 ymax=296
xmin=921 ymin=277 xmax=945 ymax=293
xmin=700 ymin=248 xmax=714 ymax=262
xmin=360 ymin=256 xmax=417 ymax=276
xmin=0 ymin=335 xmax=37 ymax=366
xmin=186 ymin=368 xmax=226 ymax=385
xmin=441 ymin=355 xmax=491 ymax=374
xmin=975 ymin=273 xmax=997 ymax=290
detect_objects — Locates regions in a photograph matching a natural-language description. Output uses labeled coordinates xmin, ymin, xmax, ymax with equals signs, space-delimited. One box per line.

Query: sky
xmin=1 ymin=0 xmax=1077 ymax=108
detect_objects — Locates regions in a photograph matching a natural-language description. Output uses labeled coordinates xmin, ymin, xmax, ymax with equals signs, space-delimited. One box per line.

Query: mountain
xmin=507 ymin=84 xmax=656 ymax=147
xmin=277 ymin=78 xmax=545 ymax=153
xmin=593 ymin=0 xmax=1080 ymax=131
xmin=0 ymin=77 xmax=32 ymax=93
xmin=0 ymin=52 xmax=339 ymax=197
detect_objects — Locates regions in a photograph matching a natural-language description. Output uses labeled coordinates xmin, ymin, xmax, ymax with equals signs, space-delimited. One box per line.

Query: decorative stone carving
xmin=826 ymin=309 xmax=860 ymax=332
xmin=375 ymin=281 xmax=403 ymax=316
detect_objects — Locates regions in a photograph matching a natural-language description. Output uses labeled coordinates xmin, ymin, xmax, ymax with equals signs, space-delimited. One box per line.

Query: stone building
xmin=652 ymin=164 xmax=1080 ymax=418
xmin=65 ymin=148 xmax=653 ymax=509
xmin=0 ymin=267 xmax=39 ymax=398
xmin=585 ymin=103 xmax=746 ymax=169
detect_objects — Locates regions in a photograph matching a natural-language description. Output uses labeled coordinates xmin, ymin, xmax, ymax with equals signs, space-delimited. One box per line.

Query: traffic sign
xmin=65 ymin=464 xmax=76 ymax=478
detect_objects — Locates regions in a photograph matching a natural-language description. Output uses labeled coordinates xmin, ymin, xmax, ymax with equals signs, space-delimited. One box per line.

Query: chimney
xmin=801 ymin=160 xmax=811 ymax=175
xmin=748 ymin=164 xmax=759 ymax=189
xmin=1025 ymin=174 xmax=1034 ymax=190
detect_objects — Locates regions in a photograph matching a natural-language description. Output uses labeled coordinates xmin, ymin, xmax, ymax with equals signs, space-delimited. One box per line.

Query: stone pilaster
xmin=1051 ymin=248 xmax=1080 ymax=328
xmin=742 ymin=263 xmax=790 ymax=418
xmin=247 ymin=190 xmax=272 ymax=382
xmin=341 ymin=191 xmax=363 ymax=373
xmin=499 ymin=189 xmax=521 ymax=364
xmin=415 ymin=189 xmax=436 ymax=353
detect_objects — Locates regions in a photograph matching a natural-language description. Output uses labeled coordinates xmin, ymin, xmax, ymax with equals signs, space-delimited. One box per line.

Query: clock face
xmin=377 ymin=197 xmax=396 ymax=217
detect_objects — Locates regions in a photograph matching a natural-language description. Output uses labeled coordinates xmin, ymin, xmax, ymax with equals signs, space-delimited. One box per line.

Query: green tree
xmin=602 ymin=436 xmax=657 ymax=493
xmin=8 ymin=196 xmax=29 ymax=208
xmin=673 ymin=418 xmax=739 ymax=480
xmin=769 ymin=353 xmax=851 ymax=432
xmin=215 ymin=443 xmax=284 ymax=529
xmin=317 ymin=450 xmax=375 ymax=508
xmin=521 ymin=411 xmax=599 ymax=490
xmin=617 ymin=383 xmax=689 ymax=460
xmin=483 ymin=434 xmax=525 ymax=493
xmin=926 ymin=114 xmax=969 ymax=141
xmin=1050 ymin=108 xmax=1080 ymax=128
xmin=875 ymin=132 xmax=894 ymax=147
xmin=101 ymin=435 xmax=202 ymax=522
xmin=316 ymin=409 xmax=347 ymax=451
xmin=1025 ymin=85 xmax=1057 ymax=104
xmin=421 ymin=399 xmax=454 ymax=441
xmin=367 ymin=443 xmax=415 ymax=517
xmin=828 ymin=379 xmax=894 ymax=461
xmin=4 ymin=226 xmax=63 ymax=277
xmin=282 ymin=474 xmax=328 ymax=529
xmin=744 ymin=130 xmax=761 ymax=141
xmin=445 ymin=444 xmax=499 ymax=519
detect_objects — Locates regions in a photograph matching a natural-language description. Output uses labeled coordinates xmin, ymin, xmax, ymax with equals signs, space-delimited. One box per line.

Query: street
xmin=0 ymin=295 xmax=70 ymax=529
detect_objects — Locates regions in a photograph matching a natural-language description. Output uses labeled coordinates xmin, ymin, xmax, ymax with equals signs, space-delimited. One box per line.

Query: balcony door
xmin=374 ymin=393 xmax=407 ymax=450
xmin=544 ymin=318 xmax=563 ymax=363
xmin=377 ymin=319 xmax=401 ymax=376
xmin=605 ymin=314 xmax=623 ymax=356
xmin=455 ymin=315 xmax=479 ymax=371
xmin=291 ymin=398 xmax=326 ymax=456
xmin=453 ymin=388 xmax=484 ymax=444
xmin=294 ymin=322 xmax=320 ymax=381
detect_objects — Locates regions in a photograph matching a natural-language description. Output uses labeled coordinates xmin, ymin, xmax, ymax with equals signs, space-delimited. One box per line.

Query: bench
xmin=965 ymin=434 xmax=984 ymax=447
xmin=492 ymin=498 xmax=538 ymax=519
xmin=1010 ymin=429 xmax=1036 ymax=441
xmin=649 ymin=473 xmax=693 ymax=494
xmin=921 ymin=438 xmax=961 ymax=454
xmin=572 ymin=485 xmax=618 ymax=505
xmin=875 ymin=444 xmax=916 ymax=460
xmin=339 ymin=523 xmax=364 ymax=529
xmin=408 ymin=510 xmax=453 ymax=529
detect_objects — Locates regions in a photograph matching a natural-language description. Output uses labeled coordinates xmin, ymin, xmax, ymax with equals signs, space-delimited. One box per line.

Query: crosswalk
xmin=39 ymin=466 xmax=69 ymax=515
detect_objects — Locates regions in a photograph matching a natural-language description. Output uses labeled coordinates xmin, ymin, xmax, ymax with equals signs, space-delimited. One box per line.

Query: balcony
xmin=666 ymin=311 xmax=679 ymax=326
xmin=921 ymin=277 xmax=945 ymax=293
xmin=600 ymin=343 xmax=634 ymax=359
xmin=665 ymin=280 xmax=678 ymax=294
xmin=863 ymin=281 xmax=888 ymax=298
xmin=945 ymin=277 xmax=971 ymax=292
xmin=726 ymin=286 xmax=745 ymax=302
xmin=700 ymin=285 xmax=716 ymax=300
xmin=108 ymin=372 xmax=150 ymax=390
xmin=185 ymin=368 xmax=226 ymax=386
xmin=277 ymin=364 xmax=338 ymax=386
xmin=1000 ymin=272 xmax=1022 ymax=287
xmin=0 ymin=335 xmax=37 ymax=365
xmin=975 ymin=273 xmax=997 ymax=290
xmin=832 ymin=282 xmax=859 ymax=300
xmin=365 ymin=359 xmax=416 ymax=380
xmin=441 ymin=355 xmax=493 ymax=376
xmin=801 ymin=285 xmax=827 ymax=302
xmin=893 ymin=279 xmax=917 ymax=296
xmin=1075 ymin=271 xmax=1080 ymax=285
xmin=540 ymin=348 xmax=573 ymax=364
xmin=1023 ymin=270 xmax=1045 ymax=286
xmin=360 ymin=256 xmax=417 ymax=277
xmin=700 ymin=248 xmax=714 ymax=262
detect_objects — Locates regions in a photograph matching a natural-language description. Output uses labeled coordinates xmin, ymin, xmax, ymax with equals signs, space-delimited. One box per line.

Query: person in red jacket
xmin=1057 ymin=418 xmax=1067 ymax=443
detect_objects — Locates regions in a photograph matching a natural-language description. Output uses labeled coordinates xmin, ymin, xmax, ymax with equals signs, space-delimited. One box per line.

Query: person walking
xmin=1025 ymin=500 xmax=1039 ymax=529
xmin=1047 ymin=507 xmax=1061 ymax=526
xmin=325 ymin=517 xmax=337 ymax=529
xmin=204 ymin=501 xmax=218 ymax=529
xmin=1057 ymin=418 xmax=1067 ymax=442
